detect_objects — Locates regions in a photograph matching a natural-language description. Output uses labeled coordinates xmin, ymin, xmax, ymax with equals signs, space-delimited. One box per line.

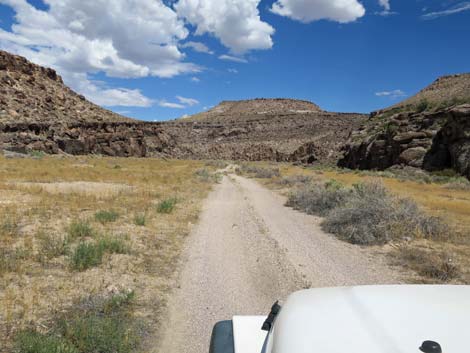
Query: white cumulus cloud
xmin=0 ymin=0 xmax=204 ymax=107
xmin=270 ymin=0 xmax=365 ymax=23
xmin=174 ymin=0 xmax=274 ymax=54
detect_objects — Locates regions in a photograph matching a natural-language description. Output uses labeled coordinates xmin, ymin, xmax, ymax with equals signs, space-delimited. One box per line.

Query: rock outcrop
xmin=340 ymin=74 xmax=470 ymax=178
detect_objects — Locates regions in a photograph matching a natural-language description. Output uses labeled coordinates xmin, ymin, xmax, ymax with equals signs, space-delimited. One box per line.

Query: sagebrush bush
xmin=322 ymin=181 xmax=449 ymax=244
xmin=94 ymin=210 xmax=119 ymax=224
xmin=286 ymin=180 xmax=349 ymax=216
xmin=194 ymin=168 xmax=221 ymax=183
xmin=156 ymin=197 xmax=177 ymax=214
xmin=68 ymin=221 xmax=94 ymax=239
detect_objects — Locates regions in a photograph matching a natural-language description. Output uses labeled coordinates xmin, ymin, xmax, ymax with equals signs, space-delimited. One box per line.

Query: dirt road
xmin=158 ymin=174 xmax=401 ymax=353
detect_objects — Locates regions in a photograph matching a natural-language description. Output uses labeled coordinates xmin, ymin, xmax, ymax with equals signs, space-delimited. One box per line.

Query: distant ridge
xmin=185 ymin=98 xmax=322 ymax=121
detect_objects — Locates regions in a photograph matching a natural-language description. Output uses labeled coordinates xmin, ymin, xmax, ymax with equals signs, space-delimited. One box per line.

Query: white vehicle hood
xmin=265 ymin=285 xmax=470 ymax=353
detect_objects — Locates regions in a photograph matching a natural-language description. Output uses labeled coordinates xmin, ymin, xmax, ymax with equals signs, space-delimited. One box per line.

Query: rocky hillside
xmin=0 ymin=50 xmax=130 ymax=124
xmin=340 ymin=74 xmax=470 ymax=178
xmin=375 ymin=73 xmax=470 ymax=116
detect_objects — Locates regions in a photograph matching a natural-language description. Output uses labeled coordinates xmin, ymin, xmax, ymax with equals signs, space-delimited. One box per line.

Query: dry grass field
xmin=0 ymin=156 xmax=216 ymax=352
xmin=239 ymin=162 xmax=470 ymax=285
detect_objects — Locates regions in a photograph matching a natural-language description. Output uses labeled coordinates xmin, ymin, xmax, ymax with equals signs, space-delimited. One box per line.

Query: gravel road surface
xmin=158 ymin=174 xmax=401 ymax=353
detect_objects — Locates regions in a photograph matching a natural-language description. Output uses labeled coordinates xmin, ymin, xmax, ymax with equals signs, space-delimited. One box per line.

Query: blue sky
xmin=0 ymin=0 xmax=469 ymax=121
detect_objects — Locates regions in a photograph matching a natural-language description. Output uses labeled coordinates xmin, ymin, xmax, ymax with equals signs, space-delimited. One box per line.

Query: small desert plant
xmin=68 ymin=221 xmax=94 ymax=239
xmin=94 ymin=210 xmax=119 ymax=224
xmin=156 ymin=197 xmax=177 ymax=214
xmin=395 ymin=247 xmax=460 ymax=282
xmin=70 ymin=242 xmax=104 ymax=271
xmin=38 ymin=231 xmax=69 ymax=260
xmin=286 ymin=180 xmax=349 ymax=216
xmin=133 ymin=213 xmax=146 ymax=226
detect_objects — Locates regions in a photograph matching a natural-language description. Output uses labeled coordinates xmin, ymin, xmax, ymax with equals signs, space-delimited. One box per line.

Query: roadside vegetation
xmin=0 ymin=156 xmax=216 ymax=352
xmin=240 ymin=161 xmax=470 ymax=284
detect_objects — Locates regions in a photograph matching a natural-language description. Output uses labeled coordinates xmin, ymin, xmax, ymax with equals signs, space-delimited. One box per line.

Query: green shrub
xmin=15 ymin=330 xmax=78 ymax=353
xmin=68 ymin=221 xmax=94 ymax=239
xmin=156 ymin=197 xmax=177 ymax=214
xmin=133 ymin=213 xmax=146 ymax=226
xmin=94 ymin=210 xmax=119 ymax=224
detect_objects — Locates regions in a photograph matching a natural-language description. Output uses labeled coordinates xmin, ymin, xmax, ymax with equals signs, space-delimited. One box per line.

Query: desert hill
xmin=186 ymin=98 xmax=322 ymax=122
xmin=340 ymin=74 xmax=470 ymax=178
xmin=0 ymin=50 xmax=130 ymax=124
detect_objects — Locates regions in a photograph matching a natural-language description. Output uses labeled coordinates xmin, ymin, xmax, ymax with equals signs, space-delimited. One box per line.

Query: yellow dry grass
xmin=0 ymin=155 xmax=214 ymax=352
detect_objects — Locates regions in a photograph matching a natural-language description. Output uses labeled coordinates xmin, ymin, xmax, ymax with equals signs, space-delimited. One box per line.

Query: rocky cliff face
xmin=340 ymin=74 xmax=470 ymax=178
